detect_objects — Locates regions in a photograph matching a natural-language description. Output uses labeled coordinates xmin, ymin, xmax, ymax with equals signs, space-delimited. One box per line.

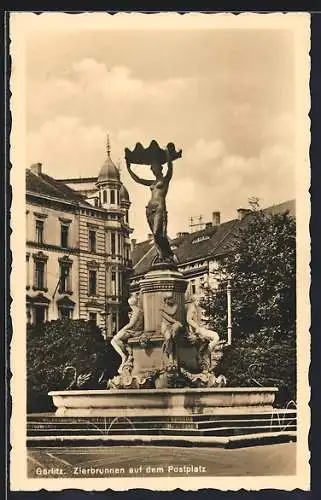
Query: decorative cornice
xmin=59 ymin=217 xmax=72 ymax=224
xmin=58 ymin=255 xmax=73 ymax=264
xmin=85 ymin=300 xmax=104 ymax=308
xmin=27 ymin=240 xmax=79 ymax=255
xmin=33 ymin=211 xmax=48 ymax=219
xmin=32 ymin=251 xmax=48 ymax=262
xmin=27 ymin=191 xmax=78 ymax=209
xmin=86 ymin=260 xmax=100 ymax=269
xmin=86 ymin=222 xmax=100 ymax=229
xmin=140 ymin=280 xmax=187 ymax=294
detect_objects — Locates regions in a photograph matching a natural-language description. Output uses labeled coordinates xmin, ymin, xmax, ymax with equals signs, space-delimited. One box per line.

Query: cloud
xmin=26 ymin=55 xmax=296 ymax=242
xmin=166 ymin=136 xmax=295 ymax=236
xmin=185 ymin=139 xmax=226 ymax=165
xmin=27 ymin=58 xmax=193 ymax=134
xmin=27 ymin=117 xmax=106 ymax=177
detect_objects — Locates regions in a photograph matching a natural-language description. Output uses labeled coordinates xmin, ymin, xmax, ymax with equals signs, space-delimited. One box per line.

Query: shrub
xmin=201 ymin=203 xmax=296 ymax=407
xmin=27 ymin=319 xmax=119 ymax=412
xmin=216 ymin=329 xmax=296 ymax=407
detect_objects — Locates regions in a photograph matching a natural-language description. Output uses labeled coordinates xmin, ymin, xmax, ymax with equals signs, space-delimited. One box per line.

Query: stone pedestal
xmin=125 ymin=268 xmax=188 ymax=384
xmin=129 ymin=336 xmax=164 ymax=377
xmin=107 ymin=266 xmax=226 ymax=389
xmin=140 ymin=268 xmax=187 ymax=333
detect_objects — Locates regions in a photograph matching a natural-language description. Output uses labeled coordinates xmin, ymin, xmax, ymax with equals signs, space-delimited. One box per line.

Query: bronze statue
xmin=111 ymin=292 xmax=144 ymax=374
xmin=125 ymin=141 xmax=182 ymax=266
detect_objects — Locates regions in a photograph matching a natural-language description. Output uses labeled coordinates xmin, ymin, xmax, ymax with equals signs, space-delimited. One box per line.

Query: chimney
xmin=237 ymin=208 xmax=250 ymax=220
xmin=147 ymin=233 xmax=153 ymax=241
xmin=212 ymin=211 xmax=221 ymax=226
xmin=131 ymin=239 xmax=137 ymax=251
xmin=29 ymin=162 xmax=42 ymax=176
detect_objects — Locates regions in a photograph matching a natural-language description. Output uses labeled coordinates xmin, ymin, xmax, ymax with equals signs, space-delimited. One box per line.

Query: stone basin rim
xmin=49 ymin=387 xmax=278 ymax=396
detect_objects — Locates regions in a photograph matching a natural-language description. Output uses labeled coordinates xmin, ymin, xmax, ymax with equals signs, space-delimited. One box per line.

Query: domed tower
xmin=119 ymin=181 xmax=132 ymax=267
xmin=119 ymin=182 xmax=131 ymax=226
xmin=96 ymin=136 xmax=121 ymax=209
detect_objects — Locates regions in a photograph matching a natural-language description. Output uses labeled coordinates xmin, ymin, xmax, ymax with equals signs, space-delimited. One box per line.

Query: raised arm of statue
xmin=126 ymin=159 xmax=153 ymax=187
xmin=164 ymin=149 xmax=173 ymax=184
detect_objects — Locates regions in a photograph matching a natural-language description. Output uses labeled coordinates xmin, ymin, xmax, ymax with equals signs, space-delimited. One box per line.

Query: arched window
xmin=103 ymin=190 xmax=107 ymax=203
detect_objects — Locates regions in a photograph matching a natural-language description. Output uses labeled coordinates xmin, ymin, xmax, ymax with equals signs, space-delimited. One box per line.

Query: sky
xmin=25 ymin=19 xmax=296 ymax=241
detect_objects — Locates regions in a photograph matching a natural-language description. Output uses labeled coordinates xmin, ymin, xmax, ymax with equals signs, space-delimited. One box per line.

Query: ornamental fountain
xmin=48 ymin=141 xmax=280 ymax=434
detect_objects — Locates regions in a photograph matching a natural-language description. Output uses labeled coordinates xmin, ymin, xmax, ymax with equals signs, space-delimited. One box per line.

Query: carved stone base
xmin=109 ymin=267 xmax=228 ymax=390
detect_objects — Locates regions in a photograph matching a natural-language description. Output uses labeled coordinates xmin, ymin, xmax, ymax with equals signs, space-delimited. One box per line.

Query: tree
xmin=201 ymin=202 xmax=296 ymax=406
xmin=27 ymin=319 xmax=120 ymax=412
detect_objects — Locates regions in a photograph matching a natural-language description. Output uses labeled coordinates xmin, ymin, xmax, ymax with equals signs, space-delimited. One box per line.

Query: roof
xmin=26 ymin=169 xmax=92 ymax=206
xmin=57 ymin=177 xmax=98 ymax=184
xmin=120 ymin=183 xmax=130 ymax=202
xmin=97 ymin=156 xmax=120 ymax=183
xmin=132 ymin=239 xmax=154 ymax=267
xmin=132 ymin=220 xmax=240 ymax=277
xmin=263 ymin=200 xmax=296 ymax=217
xmin=131 ymin=199 xmax=296 ymax=277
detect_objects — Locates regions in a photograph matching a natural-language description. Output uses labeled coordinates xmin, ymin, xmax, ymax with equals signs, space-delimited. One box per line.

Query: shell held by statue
xmin=125 ymin=140 xmax=182 ymax=166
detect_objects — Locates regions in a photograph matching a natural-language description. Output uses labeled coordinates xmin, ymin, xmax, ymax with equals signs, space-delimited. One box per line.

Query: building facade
xmin=130 ymin=200 xmax=296 ymax=297
xmin=26 ymin=144 xmax=132 ymax=337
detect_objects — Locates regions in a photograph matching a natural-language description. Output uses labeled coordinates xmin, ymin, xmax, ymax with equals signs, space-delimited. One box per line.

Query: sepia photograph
xmin=9 ymin=12 xmax=310 ymax=492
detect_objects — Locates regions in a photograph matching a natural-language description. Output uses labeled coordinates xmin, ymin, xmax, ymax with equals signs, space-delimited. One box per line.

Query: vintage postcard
xmin=9 ymin=11 xmax=310 ymax=492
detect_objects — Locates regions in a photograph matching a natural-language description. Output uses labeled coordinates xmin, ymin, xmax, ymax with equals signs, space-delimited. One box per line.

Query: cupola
xmin=97 ymin=136 xmax=120 ymax=185
xmin=120 ymin=183 xmax=130 ymax=203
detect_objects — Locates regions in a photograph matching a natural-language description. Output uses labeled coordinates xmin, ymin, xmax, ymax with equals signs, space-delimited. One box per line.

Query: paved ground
xmin=28 ymin=442 xmax=296 ymax=478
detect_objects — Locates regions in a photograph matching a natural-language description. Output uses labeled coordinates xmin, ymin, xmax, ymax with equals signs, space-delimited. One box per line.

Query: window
xmin=111 ymin=271 xmax=116 ymax=295
xmin=116 ymin=190 xmax=120 ymax=205
xmin=110 ymin=190 xmax=115 ymax=204
xmin=112 ymin=312 xmax=117 ymax=334
xmin=118 ymin=234 xmax=121 ymax=256
xmin=34 ymin=306 xmax=46 ymax=325
xmin=32 ymin=252 xmax=48 ymax=290
xmin=192 ymin=235 xmax=210 ymax=244
xmin=35 ymin=261 xmax=45 ymax=290
xmin=59 ymin=307 xmax=72 ymax=320
xmin=191 ymin=279 xmax=196 ymax=295
xmin=89 ymin=312 xmax=97 ymax=325
xmin=61 ymin=224 xmax=69 ymax=248
xmin=88 ymin=270 xmax=97 ymax=296
xmin=26 ymin=254 xmax=30 ymax=289
xmin=111 ymin=233 xmax=116 ymax=255
xmin=35 ymin=220 xmax=44 ymax=244
xmin=26 ymin=306 xmax=31 ymax=325
xmin=89 ymin=230 xmax=96 ymax=253
xmin=59 ymin=261 xmax=72 ymax=294
xmin=94 ymin=198 xmax=99 ymax=207
xmin=103 ymin=190 xmax=107 ymax=203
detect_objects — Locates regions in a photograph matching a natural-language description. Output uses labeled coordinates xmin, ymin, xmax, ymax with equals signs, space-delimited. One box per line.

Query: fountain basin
xmin=49 ymin=387 xmax=278 ymax=417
